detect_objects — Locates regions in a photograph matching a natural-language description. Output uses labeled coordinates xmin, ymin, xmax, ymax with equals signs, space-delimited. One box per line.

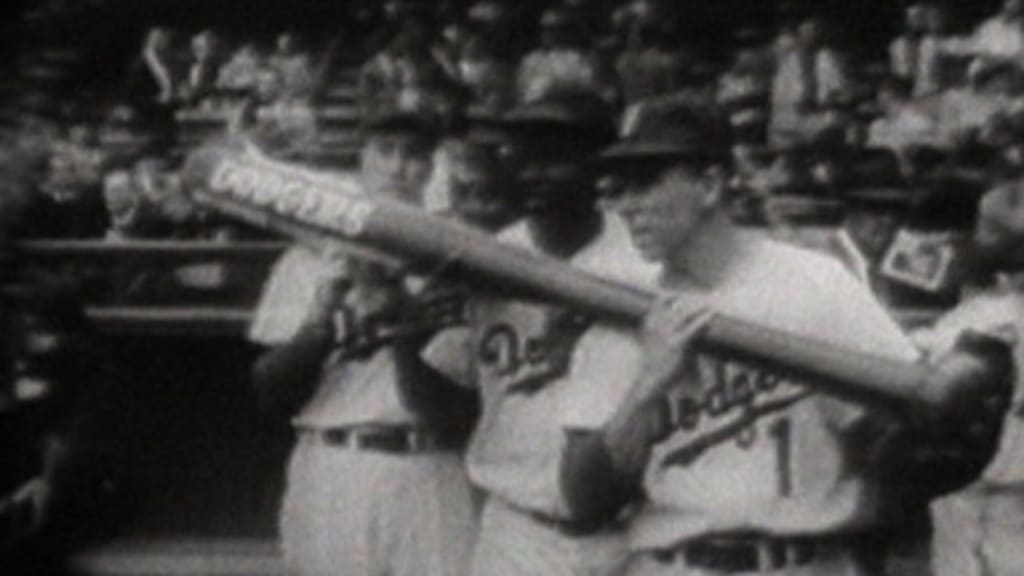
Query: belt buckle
xmin=406 ymin=429 xmax=421 ymax=452
xmin=349 ymin=429 xmax=366 ymax=450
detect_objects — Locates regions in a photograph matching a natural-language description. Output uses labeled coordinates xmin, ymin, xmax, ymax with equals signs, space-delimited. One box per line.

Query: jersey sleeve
xmin=557 ymin=325 xmax=644 ymax=430
xmin=248 ymin=246 xmax=348 ymax=346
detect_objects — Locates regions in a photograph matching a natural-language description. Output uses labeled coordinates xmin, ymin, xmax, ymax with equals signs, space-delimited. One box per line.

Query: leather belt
xmin=652 ymin=535 xmax=817 ymax=573
xmin=301 ymin=426 xmax=450 ymax=454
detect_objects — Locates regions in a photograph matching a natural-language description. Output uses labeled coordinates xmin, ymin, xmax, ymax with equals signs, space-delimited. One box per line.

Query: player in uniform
xmin=248 ymin=98 xmax=479 ymax=576
xmin=923 ymin=171 xmax=1024 ymax=576
xmin=423 ymin=87 xmax=657 ymax=576
xmin=557 ymin=100 xmax=1012 ymax=576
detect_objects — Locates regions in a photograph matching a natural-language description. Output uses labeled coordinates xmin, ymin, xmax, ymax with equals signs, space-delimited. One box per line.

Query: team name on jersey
xmin=475 ymin=307 xmax=590 ymax=395
xmin=660 ymin=351 xmax=812 ymax=467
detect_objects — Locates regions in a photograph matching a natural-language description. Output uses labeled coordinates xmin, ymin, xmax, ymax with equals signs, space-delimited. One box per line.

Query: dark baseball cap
xmin=503 ymin=86 xmax=615 ymax=144
xmin=840 ymin=148 xmax=921 ymax=210
xmin=361 ymin=83 xmax=468 ymax=142
xmin=361 ymin=106 xmax=441 ymax=141
xmin=598 ymin=98 xmax=730 ymax=171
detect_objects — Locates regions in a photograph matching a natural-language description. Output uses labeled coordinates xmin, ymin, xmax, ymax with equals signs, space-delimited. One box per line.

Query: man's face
xmin=797 ymin=18 xmax=824 ymax=47
xmin=503 ymin=129 xmax=593 ymax=213
xmin=925 ymin=6 xmax=948 ymax=34
xmin=608 ymin=164 xmax=709 ymax=262
xmin=360 ymin=131 xmax=433 ymax=205
xmin=906 ymin=5 xmax=928 ymax=32
xmin=975 ymin=179 xmax=1024 ymax=252
xmin=448 ymin=143 xmax=513 ymax=229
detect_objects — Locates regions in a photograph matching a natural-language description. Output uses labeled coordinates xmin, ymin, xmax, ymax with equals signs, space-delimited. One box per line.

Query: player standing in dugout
xmin=248 ymin=93 xmax=479 ymax=576
xmin=553 ymin=99 xmax=1014 ymax=576
xmin=423 ymin=85 xmax=659 ymax=576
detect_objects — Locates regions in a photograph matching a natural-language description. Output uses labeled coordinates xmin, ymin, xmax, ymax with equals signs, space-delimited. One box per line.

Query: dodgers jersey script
xmin=630 ymin=236 xmax=921 ymax=551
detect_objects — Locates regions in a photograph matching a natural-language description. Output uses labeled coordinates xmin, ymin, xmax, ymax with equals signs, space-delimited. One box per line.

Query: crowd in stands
xmin=2 ymin=0 xmax=1024 ymax=315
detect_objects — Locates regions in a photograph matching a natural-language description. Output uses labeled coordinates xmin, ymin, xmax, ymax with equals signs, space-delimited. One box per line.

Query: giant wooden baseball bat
xmin=181 ymin=144 xmax=992 ymax=414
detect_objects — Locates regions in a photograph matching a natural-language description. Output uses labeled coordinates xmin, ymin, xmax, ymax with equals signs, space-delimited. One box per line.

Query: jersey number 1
xmin=768 ymin=417 xmax=793 ymax=497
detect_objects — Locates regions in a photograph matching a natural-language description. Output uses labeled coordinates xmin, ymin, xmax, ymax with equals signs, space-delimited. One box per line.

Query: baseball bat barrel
xmin=182 ymin=145 xmax=942 ymax=412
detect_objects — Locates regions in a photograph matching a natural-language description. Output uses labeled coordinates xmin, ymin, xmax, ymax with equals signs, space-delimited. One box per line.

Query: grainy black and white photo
xmin=1 ymin=1 xmax=1022 ymax=576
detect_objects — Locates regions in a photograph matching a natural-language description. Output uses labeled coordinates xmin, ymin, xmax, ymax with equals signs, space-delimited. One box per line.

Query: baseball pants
xmin=470 ymin=496 xmax=629 ymax=576
xmin=280 ymin=436 xmax=478 ymax=576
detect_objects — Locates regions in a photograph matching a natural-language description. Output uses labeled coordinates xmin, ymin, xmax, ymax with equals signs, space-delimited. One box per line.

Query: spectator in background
xmin=923 ymin=4 xmax=964 ymax=92
xmin=891 ymin=3 xmax=932 ymax=89
xmin=717 ymin=28 xmax=773 ymax=142
xmin=887 ymin=2 xmax=960 ymax=96
xmin=358 ymin=18 xmax=449 ymax=118
xmin=434 ymin=14 xmax=470 ymax=80
xmin=267 ymin=33 xmax=316 ymax=102
xmin=457 ymin=34 xmax=517 ymax=114
xmin=42 ymin=123 xmax=105 ymax=202
xmin=180 ymin=30 xmax=224 ymax=105
xmin=869 ymin=76 xmax=942 ymax=151
xmin=935 ymin=60 xmax=1024 ymax=148
xmin=217 ymin=43 xmax=267 ymax=96
xmin=517 ymin=7 xmax=602 ymax=103
xmin=769 ymin=13 xmax=852 ymax=143
xmin=30 ymin=123 xmax=109 ymax=239
xmin=614 ymin=12 xmax=685 ymax=106
xmin=136 ymin=27 xmax=184 ymax=106
xmin=971 ymin=0 xmax=1024 ymax=61
xmin=101 ymin=169 xmax=163 ymax=242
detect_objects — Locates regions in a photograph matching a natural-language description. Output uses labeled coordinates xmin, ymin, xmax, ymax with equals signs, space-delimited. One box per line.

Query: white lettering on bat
xmin=208 ymin=159 xmax=374 ymax=237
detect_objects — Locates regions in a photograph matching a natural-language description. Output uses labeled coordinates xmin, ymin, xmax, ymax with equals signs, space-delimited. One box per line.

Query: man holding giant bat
xmin=245 ymin=98 xmax=479 ymax=576
xmin=422 ymin=87 xmax=656 ymax=576
xmin=555 ymin=101 xmax=1013 ymax=576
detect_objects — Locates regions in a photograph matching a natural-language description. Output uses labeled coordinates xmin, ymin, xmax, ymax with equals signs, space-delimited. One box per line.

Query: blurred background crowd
xmin=2 ymin=0 xmax=1024 ymax=310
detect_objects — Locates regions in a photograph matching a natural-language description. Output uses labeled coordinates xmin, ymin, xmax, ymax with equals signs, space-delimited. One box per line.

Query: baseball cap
xmin=361 ymin=83 xmax=466 ymax=142
xmin=459 ymin=107 xmax=512 ymax=146
xmin=839 ymin=148 xmax=921 ymax=210
xmin=599 ymin=98 xmax=730 ymax=171
xmin=504 ymin=85 xmax=614 ymax=142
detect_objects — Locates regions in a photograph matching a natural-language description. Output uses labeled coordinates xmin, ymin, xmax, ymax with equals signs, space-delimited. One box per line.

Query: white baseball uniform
xmin=424 ymin=214 xmax=659 ymax=576
xmin=626 ymin=233 xmax=921 ymax=576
